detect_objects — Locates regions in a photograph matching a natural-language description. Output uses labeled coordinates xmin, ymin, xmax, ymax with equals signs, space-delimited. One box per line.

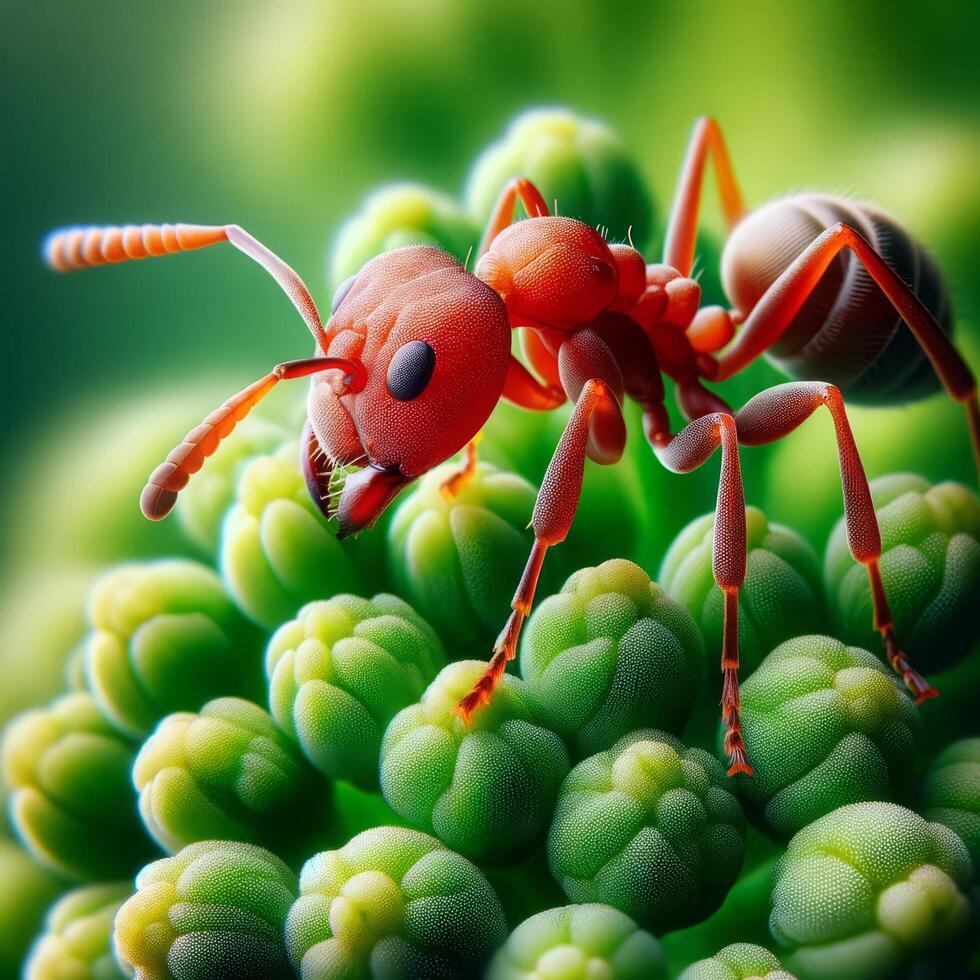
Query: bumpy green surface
xmin=387 ymin=461 xmax=538 ymax=654
xmin=466 ymin=107 xmax=655 ymax=249
xmin=115 ymin=840 xmax=297 ymax=980
xmin=2 ymin=692 xmax=154 ymax=880
xmin=0 ymin=839 xmax=64 ymax=976
xmin=660 ymin=507 xmax=824 ymax=677
xmin=770 ymin=802 xmax=972 ymax=980
xmin=284 ymin=826 xmax=507 ymax=979
xmin=922 ymin=737 xmax=980 ymax=866
xmin=520 ymin=559 xmax=704 ymax=757
xmin=679 ymin=942 xmax=795 ymax=980
xmin=221 ymin=442 xmax=365 ymax=629
xmin=82 ymin=559 xmax=262 ymax=738
xmin=134 ymin=697 xmax=324 ymax=857
xmin=548 ymin=730 xmax=745 ymax=932
xmin=732 ymin=635 xmax=921 ymax=838
xmin=328 ymin=183 xmax=479 ymax=291
xmin=487 ymin=902 xmax=666 ymax=980
xmin=380 ymin=660 xmax=569 ymax=862
xmin=825 ymin=474 xmax=980 ymax=673
xmin=25 ymin=881 xmax=130 ymax=979
xmin=267 ymin=594 xmax=445 ymax=789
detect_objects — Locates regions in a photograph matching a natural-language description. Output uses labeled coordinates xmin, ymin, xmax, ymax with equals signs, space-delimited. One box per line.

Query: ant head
xmin=308 ymin=246 xmax=511 ymax=537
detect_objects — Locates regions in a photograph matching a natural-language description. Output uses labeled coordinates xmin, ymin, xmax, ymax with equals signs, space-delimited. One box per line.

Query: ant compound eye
xmin=331 ymin=275 xmax=356 ymax=314
xmin=387 ymin=340 xmax=436 ymax=401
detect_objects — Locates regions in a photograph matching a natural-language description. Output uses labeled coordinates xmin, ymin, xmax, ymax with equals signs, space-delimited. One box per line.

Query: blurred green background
xmin=2 ymin=0 xmax=979 ymax=728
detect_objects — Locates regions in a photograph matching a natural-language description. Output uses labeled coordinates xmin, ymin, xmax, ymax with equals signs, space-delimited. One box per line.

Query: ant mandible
xmin=45 ymin=117 xmax=979 ymax=776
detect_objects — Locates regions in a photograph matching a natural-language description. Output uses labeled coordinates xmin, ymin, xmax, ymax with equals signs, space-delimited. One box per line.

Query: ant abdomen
xmin=721 ymin=193 xmax=953 ymax=404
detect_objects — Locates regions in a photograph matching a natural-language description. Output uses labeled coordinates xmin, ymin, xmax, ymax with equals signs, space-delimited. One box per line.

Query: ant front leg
xmin=477 ymin=177 xmax=551 ymax=258
xmin=656 ymin=413 xmax=751 ymax=776
xmin=716 ymin=222 xmax=980 ymax=475
xmin=663 ymin=117 xmax=747 ymax=277
xmin=735 ymin=381 xmax=938 ymax=704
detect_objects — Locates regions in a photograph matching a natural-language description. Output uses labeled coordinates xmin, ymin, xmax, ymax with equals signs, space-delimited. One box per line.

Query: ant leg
xmin=663 ymin=117 xmax=747 ymax=276
xmin=716 ymin=222 xmax=979 ymax=473
xmin=140 ymin=356 xmax=363 ymax=521
xmin=454 ymin=377 xmax=625 ymax=722
xmin=501 ymin=352 xmax=567 ymax=410
xmin=735 ymin=380 xmax=938 ymax=703
xmin=656 ymin=413 xmax=751 ymax=776
xmin=439 ymin=434 xmax=483 ymax=500
xmin=476 ymin=177 xmax=551 ymax=258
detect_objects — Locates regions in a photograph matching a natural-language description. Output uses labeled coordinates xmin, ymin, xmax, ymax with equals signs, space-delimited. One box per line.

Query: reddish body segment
xmin=45 ymin=118 xmax=978 ymax=776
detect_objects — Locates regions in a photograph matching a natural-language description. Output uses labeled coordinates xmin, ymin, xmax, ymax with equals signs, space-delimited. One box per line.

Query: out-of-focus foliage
xmin=114 ymin=839 xmax=297 ymax=979
xmin=82 ymin=559 xmax=263 ymax=738
xmin=266 ymin=593 xmax=444 ymax=789
xmin=520 ymin=559 xmax=704 ymax=757
xmin=488 ymin=902 xmax=667 ymax=980
xmin=387 ymin=461 xmax=537 ymax=655
xmin=0 ymin=840 xmax=64 ymax=976
xmin=548 ymin=729 xmax=745 ymax=931
xmin=733 ymin=635 xmax=921 ymax=838
xmin=770 ymin=802 xmax=972 ymax=980
xmin=825 ymin=474 xmax=980 ymax=673
xmin=921 ymin=737 xmax=980 ymax=866
xmin=2 ymin=692 xmax=154 ymax=880
xmin=133 ymin=697 xmax=326 ymax=858
xmin=678 ymin=942 xmax=795 ymax=980
xmin=284 ymin=826 xmax=507 ymax=979
xmin=380 ymin=660 xmax=569 ymax=862
xmin=24 ymin=881 xmax=130 ymax=980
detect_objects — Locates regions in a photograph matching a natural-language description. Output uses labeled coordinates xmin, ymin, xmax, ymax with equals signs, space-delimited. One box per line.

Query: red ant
xmin=45 ymin=118 xmax=978 ymax=776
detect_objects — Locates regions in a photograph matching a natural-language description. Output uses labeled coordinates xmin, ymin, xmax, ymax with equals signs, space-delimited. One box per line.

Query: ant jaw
xmin=301 ymin=422 xmax=336 ymax=520
xmin=335 ymin=463 xmax=413 ymax=539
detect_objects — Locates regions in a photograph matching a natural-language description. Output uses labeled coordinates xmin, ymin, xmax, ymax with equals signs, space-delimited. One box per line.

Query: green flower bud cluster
xmin=679 ymin=943 xmax=795 ymax=980
xmin=284 ymin=826 xmax=507 ymax=979
xmin=114 ymin=840 xmax=297 ymax=980
xmin=520 ymin=558 xmax=704 ymax=757
xmin=466 ymin=107 xmax=655 ymax=249
xmin=267 ymin=593 xmax=445 ymax=789
xmin=825 ymin=474 xmax=980 ymax=673
xmin=380 ymin=660 xmax=570 ymax=862
xmin=134 ymin=697 xmax=326 ymax=858
xmin=24 ymin=882 xmax=130 ymax=980
xmin=548 ymin=730 xmax=745 ymax=932
xmin=221 ymin=443 xmax=364 ymax=630
xmin=82 ymin=559 xmax=262 ymax=738
xmin=328 ymin=184 xmax=479 ymax=292
xmin=0 ymin=840 xmax=64 ymax=976
xmin=2 ymin=692 xmax=154 ymax=880
xmin=661 ymin=506 xmax=824 ymax=677
xmin=487 ymin=903 xmax=666 ymax=980
xmin=770 ymin=802 xmax=972 ymax=980
xmin=921 ymin=737 xmax=980 ymax=866
xmin=733 ymin=635 xmax=921 ymax=838
xmin=387 ymin=461 xmax=538 ymax=653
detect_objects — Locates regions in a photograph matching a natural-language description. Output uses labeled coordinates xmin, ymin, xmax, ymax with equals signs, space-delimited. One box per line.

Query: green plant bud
xmin=114 ymin=840 xmax=297 ymax=980
xmin=548 ymin=730 xmax=745 ymax=931
xmin=2 ymin=692 xmax=154 ymax=880
xmin=221 ymin=442 xmax=364 ymax=629
xmin=660 ymin=506 xmax=824 ymax=678
xmin=284 ymin=826 xmax=507 ymax=979
xmin=487 ymin=903 xmax=666 ymax=980
xmin=82 ymin=560 xmax=262 ymax=738
xmin=520 ymin=559 xmax=704 ymax=757
xmin=0 ymin=839 xmax=64 ymax=976
xmin=380 ymin=660 xmax=570 ymax=862
xmin=267 ymin=594 xmax=445 ymax=789
xmin=731 ymin=635 xmax=921 ymax=838
xmin=679 ymin=942 xmax=796 ymax=980
xmin=328 ymin=183 xmax=480 ymax=292
xmin=176 ymin=414 xmax=291 ymax=555
xmin=387 ymin=461 xmax=538 ymax=654
xmin=25 ymin=881 xmax=130 ymax=980
xmin=770 ymin=802 xmax=972 ymax=980
xmin=466 ymin=108 xmax=655 ymax=249
xmin=134 ymin=697 xmax=328 ymax=858
xmin=921 ymin=737 xmax=980 ymax=867
xmin=825 ymin=474 xmax=980 ymax=673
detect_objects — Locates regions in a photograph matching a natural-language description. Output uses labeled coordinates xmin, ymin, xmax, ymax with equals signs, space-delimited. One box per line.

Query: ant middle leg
xmin=735 ymin=380 xmax=938 ymax=703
